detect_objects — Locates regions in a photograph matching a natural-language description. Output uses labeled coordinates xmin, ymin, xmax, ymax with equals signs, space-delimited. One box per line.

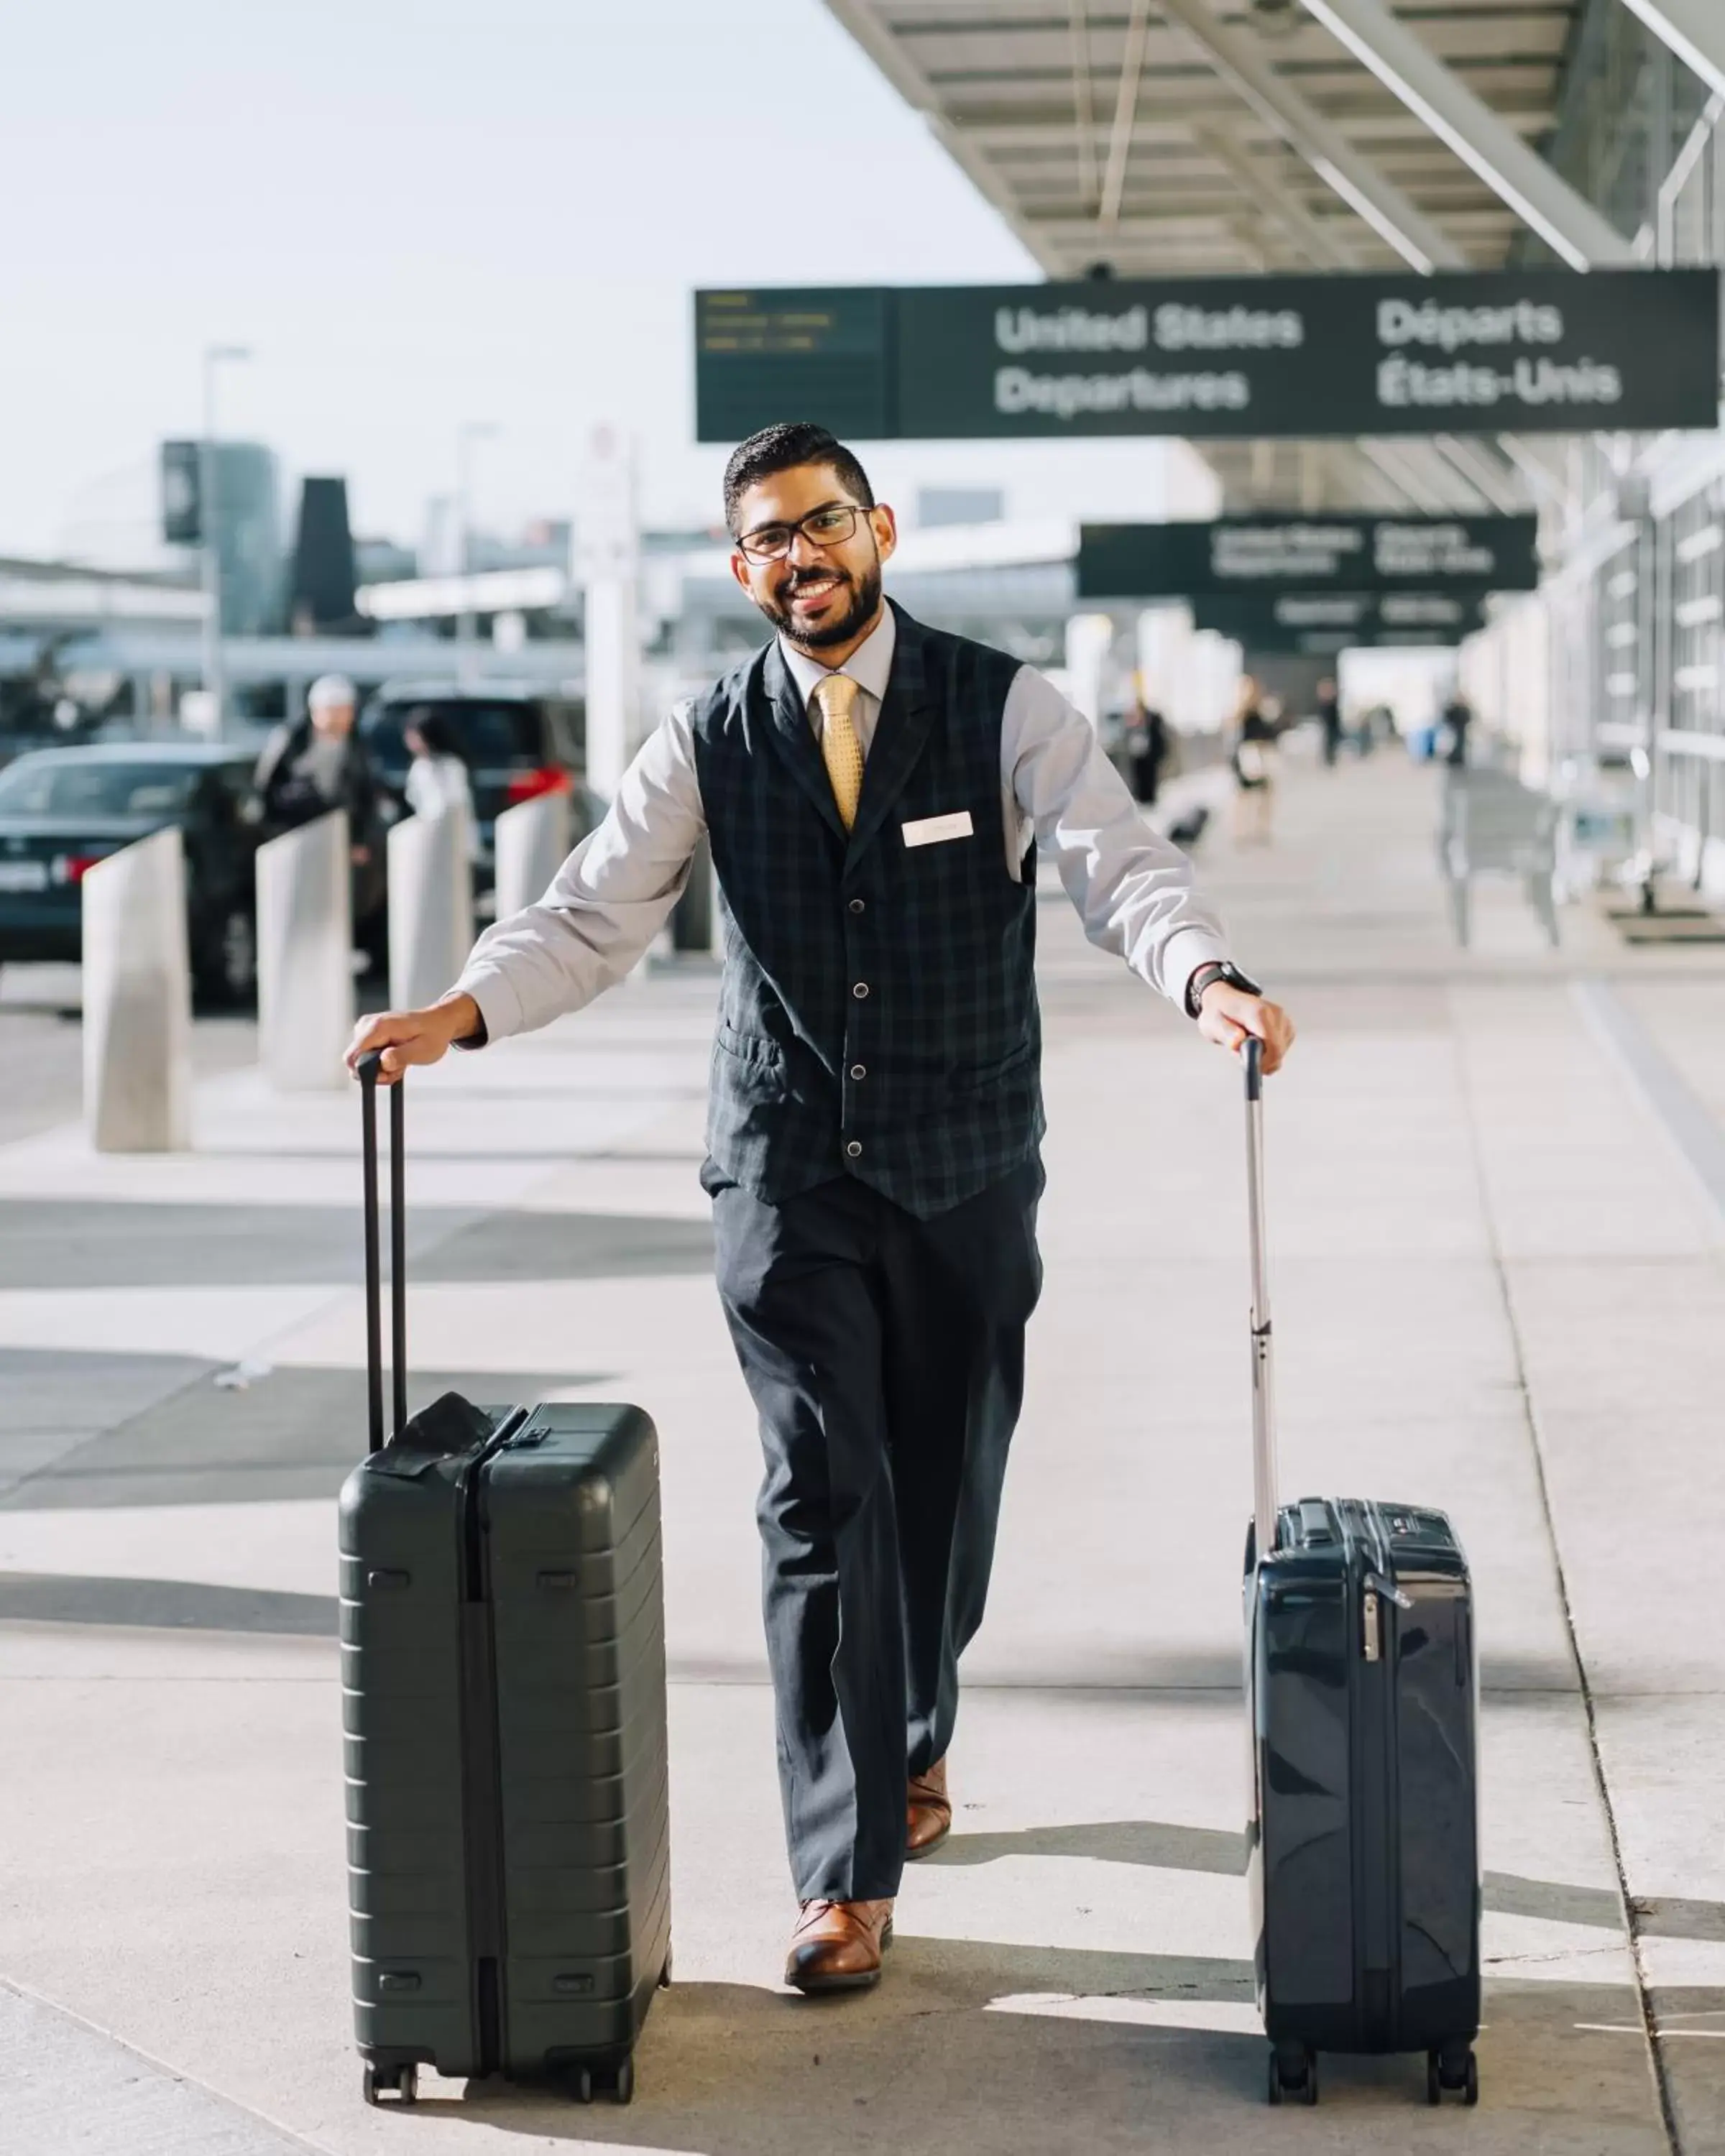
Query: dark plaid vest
xmin=690 ymin=602 xmax=1043 ymax=1217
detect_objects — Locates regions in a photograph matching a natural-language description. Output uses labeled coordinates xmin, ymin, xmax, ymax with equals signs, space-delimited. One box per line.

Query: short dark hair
xmin=723 ymin=422 xmax=875 ymax=537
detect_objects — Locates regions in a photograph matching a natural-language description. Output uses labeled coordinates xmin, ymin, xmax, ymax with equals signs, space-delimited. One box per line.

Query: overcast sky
xmin=1 ymin=0 xmax=1205 ymax=565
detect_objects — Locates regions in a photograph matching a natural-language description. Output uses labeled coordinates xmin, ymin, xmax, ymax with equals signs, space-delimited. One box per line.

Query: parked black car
xmin=0 ymin=742 xmax=263 ymax=1004
xmin=359 ymin=685 xmax=598 ymax=888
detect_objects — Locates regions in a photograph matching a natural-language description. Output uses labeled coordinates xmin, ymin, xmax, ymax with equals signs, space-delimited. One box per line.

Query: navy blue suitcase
xmin=1238 ymin=1038 xmax=1481 ymax=2107
xmin=339 ymin=1058 xmax=671 ymax=2109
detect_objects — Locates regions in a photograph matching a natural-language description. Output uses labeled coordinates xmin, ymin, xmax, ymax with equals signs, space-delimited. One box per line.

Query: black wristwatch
xmin=1186 ymin=959 xmax=1262 ymax=1019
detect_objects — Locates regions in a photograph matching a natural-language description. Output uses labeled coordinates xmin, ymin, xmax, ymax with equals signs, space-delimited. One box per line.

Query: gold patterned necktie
xmin=812 ymin=672 xmax=865 ymax=832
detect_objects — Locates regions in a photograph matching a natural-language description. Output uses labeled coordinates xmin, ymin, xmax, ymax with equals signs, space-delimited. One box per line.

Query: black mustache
xmin=787 ymin=567 xmax=848 ymax=590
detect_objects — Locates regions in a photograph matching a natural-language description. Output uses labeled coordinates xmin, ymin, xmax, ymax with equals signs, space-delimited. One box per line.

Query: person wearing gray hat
xmin=255 ymin=674 xmax=387 ymax=964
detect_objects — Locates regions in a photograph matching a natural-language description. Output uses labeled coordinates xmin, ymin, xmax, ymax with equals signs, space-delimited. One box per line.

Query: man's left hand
xmin=1198 ymin=982 xmax=1295 ymax=1074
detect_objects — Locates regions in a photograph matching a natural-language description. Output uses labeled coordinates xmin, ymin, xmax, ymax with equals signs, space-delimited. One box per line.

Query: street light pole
xmin=455 ymin=421 xmax=497 ymax=668
xmin=200 ymin=343 xmax=250 ymax=739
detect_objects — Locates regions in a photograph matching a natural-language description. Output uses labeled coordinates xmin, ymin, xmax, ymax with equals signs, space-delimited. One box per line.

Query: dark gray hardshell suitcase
xmin=1237 ymin=1039 xmax=1481 ymax=2109
xmin=339 ymin=1060 xmax=671 ymax=2109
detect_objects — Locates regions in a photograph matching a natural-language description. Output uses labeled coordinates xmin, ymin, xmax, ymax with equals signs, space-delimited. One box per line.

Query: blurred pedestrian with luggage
xmin=1316 ymin=676 xmax=1343 ymax=768
xmin=346 ymin=421 xmax=1294 ymax=1996
xmin=1440 ymin=691 xmax=1474 ymax=769
xmin=1123 ymin=688 xmax=1169 ymax=806
xmin=1230 ymin=676 xmax=1277 ymax=845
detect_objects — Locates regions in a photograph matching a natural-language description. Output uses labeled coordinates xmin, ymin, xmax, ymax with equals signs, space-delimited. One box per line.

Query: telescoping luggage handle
xmin=1243 ymin=1036 xmax=1279 ymax=1564
xmin=356 ymin=1052 xmax=408 ymax=1453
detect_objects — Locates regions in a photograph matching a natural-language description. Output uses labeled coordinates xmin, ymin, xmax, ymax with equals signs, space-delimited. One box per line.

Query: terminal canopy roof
xmin=822 ymin=1 xmax=1597 ymax=512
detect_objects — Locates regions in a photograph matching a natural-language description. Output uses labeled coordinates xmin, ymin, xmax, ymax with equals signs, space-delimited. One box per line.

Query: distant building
xmin=917 ymin=487 xmax=1003 ymax=528
xmin=354 ymin=536 xmax=418 ymax=585
xmin=206 ymin=442 xmax=285 ymax=636
xmin=288 ymin=476 xmax=360 ymax=634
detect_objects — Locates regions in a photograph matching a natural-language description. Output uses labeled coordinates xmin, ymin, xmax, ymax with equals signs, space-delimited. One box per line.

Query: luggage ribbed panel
xmin=485 ymin=1404 xmax=671 ymax=2077
xmin=1249 ymin=1495 xmax=1479 ymax=2060
xmin=339 ymin=1442 xmax=488 ymax=2076
xmin=339 ymin=1401 xmax=671 ymax=2086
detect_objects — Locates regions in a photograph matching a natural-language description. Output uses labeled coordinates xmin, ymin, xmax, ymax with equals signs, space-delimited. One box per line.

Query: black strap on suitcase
xmin=342 ymin=1057 xmax=671 ymax=2111
xmin=1241 ymin=1038 xmax=1482 ymax=2111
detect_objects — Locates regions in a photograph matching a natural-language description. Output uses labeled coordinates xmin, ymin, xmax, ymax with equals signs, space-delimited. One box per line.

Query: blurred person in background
xmin=255 ymin=673 xmax=387 ymax=966
xmin=402 ymin=709 xmax=479 ymax=860
xmin=1316 ymin=675 xmax=1343 ymax=768
xmin=257 ymin=674 xmax=380 ymax=849
xmin=1230 ymin=675 xmax=1276 ymax=845
xmin=1123 ymin=686 xmax=1169 ymax=807
xmin=1440 ymin=689 xmax=1474 ymax=769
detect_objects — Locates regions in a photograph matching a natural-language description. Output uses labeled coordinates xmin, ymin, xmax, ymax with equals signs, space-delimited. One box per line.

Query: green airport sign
xmin=1079 ymin=516 xmax=1537 ymax=597
xmin=695 ymin=272 xmax=1721 ymax=442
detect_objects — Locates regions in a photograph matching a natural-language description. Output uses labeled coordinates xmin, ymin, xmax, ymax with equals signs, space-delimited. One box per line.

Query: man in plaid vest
xmin=350 ymin=423 xmax=1295 ymax=1994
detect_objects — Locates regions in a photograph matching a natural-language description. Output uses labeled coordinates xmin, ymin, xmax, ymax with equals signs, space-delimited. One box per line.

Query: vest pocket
xmin=714 ymin=1023 xmax=788 ymax=1086
xmin=947 ymin=1038 xmax=1037 ymax=1095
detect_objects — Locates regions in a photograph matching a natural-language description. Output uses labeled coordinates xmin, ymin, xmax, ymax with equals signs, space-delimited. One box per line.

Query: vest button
xmin=845 ymin=1140 xmax=862 ymax=1159
xmin=850 ymin=1064 xmax=866 ymax=1081
xmin=852 ymin=982 xmax=869 ymax=999
xmin=848 ymin=898 xmax=865 ymax=915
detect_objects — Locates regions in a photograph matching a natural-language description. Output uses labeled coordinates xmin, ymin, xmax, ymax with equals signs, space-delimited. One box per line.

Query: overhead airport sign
xmin=694 ymin=272 xmax=1720 ymax=441
xmin=1078 ymin=516 xmax=1537 ymax=599
xmin=1192 ymin=590 xmax=1489 ymax=653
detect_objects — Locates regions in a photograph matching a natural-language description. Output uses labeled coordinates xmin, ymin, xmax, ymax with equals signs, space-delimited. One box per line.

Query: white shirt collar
xmin=777 ymin=603 xmax=896 ymax=711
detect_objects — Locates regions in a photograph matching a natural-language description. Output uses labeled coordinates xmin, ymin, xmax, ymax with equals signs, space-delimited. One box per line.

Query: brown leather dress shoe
xmin=783 ymin=1898 xmax=894 ymax=1994
xmin=906 ymin=1756 xmax=952 ymax=1858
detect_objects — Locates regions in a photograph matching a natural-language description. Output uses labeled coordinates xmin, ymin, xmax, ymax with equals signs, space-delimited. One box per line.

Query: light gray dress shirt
xmin=454 ymin=607 xmax=1230 ymax=1044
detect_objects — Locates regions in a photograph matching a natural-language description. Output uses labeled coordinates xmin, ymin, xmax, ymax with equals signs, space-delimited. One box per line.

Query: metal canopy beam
xmin=1192 ymin=126 xmax=1358 ymax=270
xmin=1616 ymin=0 xmax=1725 ymax=102
xmin=820 ymin=0 xmax=1068 ymax=275
xmin=1155 ymin=0 xmax=1465 ymax=272
xmin=1294 ymin=0 xmax=1638 ymax=269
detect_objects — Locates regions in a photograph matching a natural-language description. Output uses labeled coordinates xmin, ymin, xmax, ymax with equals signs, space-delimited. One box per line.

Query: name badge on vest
xmin=901 ymin=810 xmax=974 ymax=849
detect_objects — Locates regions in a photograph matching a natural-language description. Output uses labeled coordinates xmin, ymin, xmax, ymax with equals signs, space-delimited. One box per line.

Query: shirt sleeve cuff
xmin=1161 ymin=927 xmax=1233 ymax=1014
xmin=448 ymin=967 xmax=522 ymax=1049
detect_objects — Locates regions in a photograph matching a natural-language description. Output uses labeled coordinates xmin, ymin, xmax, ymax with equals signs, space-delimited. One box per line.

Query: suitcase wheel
xmin=569 ymin=2058 xmax=633 ymax=2106
xmin=1268 ymin=2045 xmax=1316 ymax=2106
xmin=1428 ymin=2045 xmax=1478 ymax=2106
xmin=362 ymin=2063 xmax=417 ymax=2107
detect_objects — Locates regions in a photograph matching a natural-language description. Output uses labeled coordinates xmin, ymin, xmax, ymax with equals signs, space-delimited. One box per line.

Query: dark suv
xmin=359 ymin=686 xmax=597 ymax=885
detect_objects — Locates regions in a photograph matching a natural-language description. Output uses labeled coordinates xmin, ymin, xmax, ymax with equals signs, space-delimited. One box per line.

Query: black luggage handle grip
xmin=358 ymin=1054 xmax=408 ymax=1452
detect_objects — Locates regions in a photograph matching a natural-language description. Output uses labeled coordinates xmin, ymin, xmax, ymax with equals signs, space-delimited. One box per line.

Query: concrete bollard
xmin=493 ymin=788 xmax=571 ymax=923
xmin=82 ymin=826 xmax=193 ymax=1152
xmin=389 ymin=805 xmax=473 ymax=1013
xmin=256 ymin=809 xmax=353 ymax=1090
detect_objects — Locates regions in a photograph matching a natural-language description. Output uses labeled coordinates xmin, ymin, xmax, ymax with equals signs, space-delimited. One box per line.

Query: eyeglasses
xmin=735 ymin=502 xmax=867 ymax=564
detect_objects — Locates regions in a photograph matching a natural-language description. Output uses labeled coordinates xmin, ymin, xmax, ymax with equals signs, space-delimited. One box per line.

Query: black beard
xmin=760 ymin=560 xmax=883 ymax=652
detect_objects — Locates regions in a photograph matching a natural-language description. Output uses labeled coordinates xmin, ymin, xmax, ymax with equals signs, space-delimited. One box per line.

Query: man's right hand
xmin=346 ymin=995 xmax=480 ymax=1082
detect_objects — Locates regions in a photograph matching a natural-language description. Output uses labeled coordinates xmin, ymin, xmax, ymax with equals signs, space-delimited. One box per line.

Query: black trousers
xmin=707 ymin=1156 xmax=1045 ymax=1902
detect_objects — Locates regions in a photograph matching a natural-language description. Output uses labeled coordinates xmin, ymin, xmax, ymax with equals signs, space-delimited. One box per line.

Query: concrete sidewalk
xmin=1 ymin=749 xmax=1722 ymax=2153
